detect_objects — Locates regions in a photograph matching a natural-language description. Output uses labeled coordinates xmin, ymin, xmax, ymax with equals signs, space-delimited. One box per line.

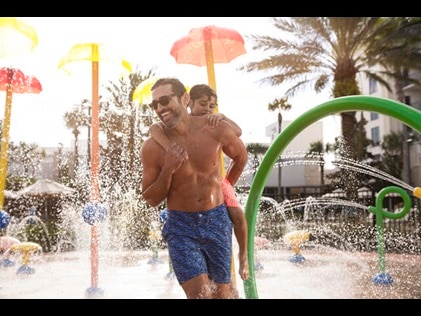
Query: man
xmin=141 ymin=78 xmax=248 ymax=299
xmin=149 ymin=84 xmax=249 ymax=290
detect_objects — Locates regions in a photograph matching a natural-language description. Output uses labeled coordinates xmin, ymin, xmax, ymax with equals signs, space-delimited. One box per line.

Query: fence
xmin=255 ymin=194 xmax=421 ymax=254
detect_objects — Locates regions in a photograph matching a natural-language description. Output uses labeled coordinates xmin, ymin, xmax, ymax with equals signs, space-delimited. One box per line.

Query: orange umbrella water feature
xmin=58 ymin=43 xmax=131 ymax=298
xmin=170 ymin=25 xmax=246 ymax=290
xmin=0 ymin=68 xmax=42 ymax=209
xmin=170 ymin=25 xmax=246 ymax=93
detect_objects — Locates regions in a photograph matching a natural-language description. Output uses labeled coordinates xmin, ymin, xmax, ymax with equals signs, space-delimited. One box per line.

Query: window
xmin=371 ymin=126 xmax=380 ymax=146
xmin=370 ymin=112 xmax=379 ymax=120
xmin=369 ymin=78 xmax=377 ymax=94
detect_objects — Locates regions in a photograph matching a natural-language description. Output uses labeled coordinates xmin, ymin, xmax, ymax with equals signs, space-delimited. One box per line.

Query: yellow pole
xmin=204 ymin=36 xmax=237 ymax=290
xmin=0 ymin=71 xmax=14 ymax=209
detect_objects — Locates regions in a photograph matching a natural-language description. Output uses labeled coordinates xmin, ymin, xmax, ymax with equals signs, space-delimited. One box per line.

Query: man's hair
xmin=151 ymin=78 xmax=187 ymax=96
xmin=189 ymin=84 xmax=217 ymax=102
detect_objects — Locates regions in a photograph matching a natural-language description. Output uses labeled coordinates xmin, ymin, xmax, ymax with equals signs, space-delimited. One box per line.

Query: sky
xmin=1 ymin=17 xmax=340 ymax=148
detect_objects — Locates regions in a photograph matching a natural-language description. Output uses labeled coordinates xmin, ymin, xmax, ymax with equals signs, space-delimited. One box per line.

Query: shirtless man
xmin=149 ymin=84 xmax=249 ymax=290
xmin=141 ymin=78 xmax=248 ymax=299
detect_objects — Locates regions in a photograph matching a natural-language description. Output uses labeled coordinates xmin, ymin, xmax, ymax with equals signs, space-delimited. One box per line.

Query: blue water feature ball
xmin=373 ymin=272 xmax=393 ymax=285
xmin=159 ymin=209 xmax=168 ymax=223
xmin=82 ymin=203 xmax=108 ymax=226
xmin=0 ymin=210 xmax=11 ymax=229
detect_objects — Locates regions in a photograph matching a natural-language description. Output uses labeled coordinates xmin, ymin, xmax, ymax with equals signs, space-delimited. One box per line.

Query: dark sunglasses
xmin=149 ymin=93 xmax=177 ymax=110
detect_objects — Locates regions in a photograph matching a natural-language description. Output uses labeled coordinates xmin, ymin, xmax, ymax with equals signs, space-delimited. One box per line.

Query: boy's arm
xmin=206 ymin=113 xmax=242 ymax=137
xmin=218 ymin=121 xmax=248 ymax=186
xmin=149 ymin=122 xmax=171 ymax=150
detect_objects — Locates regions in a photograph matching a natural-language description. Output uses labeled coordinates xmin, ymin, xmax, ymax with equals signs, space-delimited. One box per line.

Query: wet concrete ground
xmin=0 ymin=249 xmax=419 ymax=299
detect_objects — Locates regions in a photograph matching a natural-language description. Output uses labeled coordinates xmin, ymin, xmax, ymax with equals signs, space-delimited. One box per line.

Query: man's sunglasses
xmin=149 ymin=94 xmax=177 ymax=110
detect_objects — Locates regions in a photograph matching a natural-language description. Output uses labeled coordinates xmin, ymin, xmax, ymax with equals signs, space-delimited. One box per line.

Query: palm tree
xmin=306 ymin=140 xmax=335 ymax=194
xmin=240 ymin=17 xmax=421 ymax=161
xmin=63 ymin=106 xmax=90 ymax=172
xmin=246 ymin=143 xmax=269 ymax=179
xmin=102 ymin=69 xmax=155 ymax=190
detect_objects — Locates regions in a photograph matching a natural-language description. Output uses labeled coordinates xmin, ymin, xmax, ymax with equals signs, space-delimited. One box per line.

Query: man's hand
xmin=165 ymin=142 xmax=189 ymax=173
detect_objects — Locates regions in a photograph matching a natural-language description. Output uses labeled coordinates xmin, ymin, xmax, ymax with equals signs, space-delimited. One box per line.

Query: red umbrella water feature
xmin=0 ymin=68 xmax=42 ymax=209
xmin=0 ymin=17 xmax=39 ymax=210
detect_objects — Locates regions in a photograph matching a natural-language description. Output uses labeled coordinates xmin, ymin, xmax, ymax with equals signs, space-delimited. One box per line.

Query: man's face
xmin=151 ymin=84 xmax=183 ymax=128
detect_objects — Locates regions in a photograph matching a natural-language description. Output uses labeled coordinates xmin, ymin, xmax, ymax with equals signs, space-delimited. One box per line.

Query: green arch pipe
xmin=243 ymin=95 xmax=421 ymax=299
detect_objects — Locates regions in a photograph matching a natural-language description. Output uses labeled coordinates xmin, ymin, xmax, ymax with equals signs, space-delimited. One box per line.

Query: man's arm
xmin=141 ymin=139 xmax=188 ymax=207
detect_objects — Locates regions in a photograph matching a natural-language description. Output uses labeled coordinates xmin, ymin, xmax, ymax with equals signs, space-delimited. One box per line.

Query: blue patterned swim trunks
xmin=162 ymin=204 xmax=233 ymax=285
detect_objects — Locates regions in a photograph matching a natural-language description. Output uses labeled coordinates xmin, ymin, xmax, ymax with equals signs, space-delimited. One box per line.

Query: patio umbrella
xmin=0 ymin=17 xmax=38 ymax=59
xmin=0 ymin=67 xmax=42 ymax=209
xmin=15 ymin=179 xmax=76 ymax=198
xmin=170 ymin=25 xmax=246 ymax=92
xmin=58 ymin=42 xmax=131 ymax=295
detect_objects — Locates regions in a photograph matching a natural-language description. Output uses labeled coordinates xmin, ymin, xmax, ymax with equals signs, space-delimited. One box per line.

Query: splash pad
xmin=0 ymin=248 xmax=419 ymax=299
xmin=0 ymin=96 xmax=420 ymax=299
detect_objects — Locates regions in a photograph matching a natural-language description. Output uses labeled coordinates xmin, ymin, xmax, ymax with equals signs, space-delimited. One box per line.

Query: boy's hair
xmin=189 ymin=84 xmax=217 ymax=102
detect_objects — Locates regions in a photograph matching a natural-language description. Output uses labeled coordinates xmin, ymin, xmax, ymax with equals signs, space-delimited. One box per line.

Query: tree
xmin=306 ymin=140 xmax=328 ymax=194
xmin=100 ymin=68 xmax=156 ymax=193
xmin=240 ymin=17 xmax=421 ymax=161
xmin=7 ymin=141 xmax=46 ymax=190
xmin=63 ymin=105 xmax=90 ymax=172
xmin=246 ymin=142 xmax=269 ymax=183
xmin=373 ymin=131 xmax=405 ymax=191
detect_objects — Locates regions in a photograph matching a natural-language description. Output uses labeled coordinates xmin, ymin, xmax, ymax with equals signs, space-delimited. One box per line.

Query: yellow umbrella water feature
xmin=58 ymin=43 xmax=131 ymax=297
xmin=133 ymin=76 xmax=190 ymax=106
xmin=0 ymin=17 xmax=38 ymax=59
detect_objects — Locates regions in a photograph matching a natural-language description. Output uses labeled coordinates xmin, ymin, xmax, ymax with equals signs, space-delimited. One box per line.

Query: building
xmin=240 ymin=119 xmax=332 ymax=201
xmin=358 ymin=66 xmax=421 ymax=187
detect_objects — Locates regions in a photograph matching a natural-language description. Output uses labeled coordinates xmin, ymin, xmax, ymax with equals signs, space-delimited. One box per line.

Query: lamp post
xmin=277 ymin=111 xmax=282 ymax=201
xmin=403 ymin=97 xmax=412 ymax=186
xmin=406 ymin=130 xmax=414 ymax=187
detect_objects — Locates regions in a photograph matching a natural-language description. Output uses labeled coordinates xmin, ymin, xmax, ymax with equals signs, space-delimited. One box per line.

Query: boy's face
xmin=189 ymin=95 xmax=217 ymax=116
